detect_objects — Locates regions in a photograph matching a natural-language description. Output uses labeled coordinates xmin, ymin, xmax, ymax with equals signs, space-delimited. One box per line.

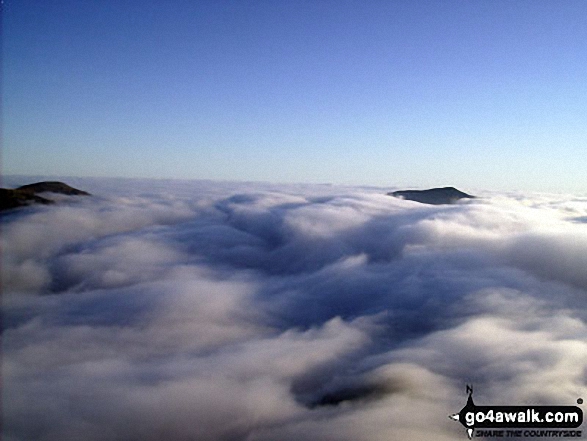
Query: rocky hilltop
xmin=16 ymin=181 xmax=90 ymax=196
xmin=1 ymin=181 xmax=90 ymax=212
xmin=388 ymin=187 xmax=475 ymax=205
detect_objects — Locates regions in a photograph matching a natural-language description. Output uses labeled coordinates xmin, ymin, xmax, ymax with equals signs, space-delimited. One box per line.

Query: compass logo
xmin=449 ymin=385 xmax=583 ymax=439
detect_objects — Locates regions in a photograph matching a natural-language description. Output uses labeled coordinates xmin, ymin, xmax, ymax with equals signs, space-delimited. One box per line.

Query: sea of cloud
xmin=2 ymin=177 xmax=587 ymax=440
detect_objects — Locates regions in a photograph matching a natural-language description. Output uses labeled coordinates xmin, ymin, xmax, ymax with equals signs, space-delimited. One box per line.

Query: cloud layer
xmin=2 ymin=179 xmax=587 ymax=440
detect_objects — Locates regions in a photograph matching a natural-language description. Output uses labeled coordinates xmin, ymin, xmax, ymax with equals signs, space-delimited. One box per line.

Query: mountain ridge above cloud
xmin=388 ymin=187 xmax=475 ymax=205
xmin=0 ymin=181 xmax=90 ymax=212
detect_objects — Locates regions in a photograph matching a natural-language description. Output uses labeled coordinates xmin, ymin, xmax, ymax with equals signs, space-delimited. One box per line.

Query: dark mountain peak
xmin=388 ymin=187 xmax=475 ymax=205
xmin=0 ymin=188 xmax=55 ymax=211
xmin=17 ymin=181 xmax=90 ymax=196
xmin=1 ymin=181 xmax=90 ymax=212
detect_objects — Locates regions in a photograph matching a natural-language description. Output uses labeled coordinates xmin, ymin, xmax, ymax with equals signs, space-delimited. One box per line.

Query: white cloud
xmin=2 ymin=179 xmax=586 ymax=440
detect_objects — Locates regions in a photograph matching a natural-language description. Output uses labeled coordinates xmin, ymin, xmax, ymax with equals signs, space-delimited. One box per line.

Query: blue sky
xmin=3 ymin=0 xmax=586 ymax=192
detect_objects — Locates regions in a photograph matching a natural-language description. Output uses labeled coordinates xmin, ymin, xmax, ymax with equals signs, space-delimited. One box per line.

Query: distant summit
xmin=388 ymin=187 xmax=475 ymax=205
xmin=0 ymin=188 xmax=55 ymax=211
xmin=16 ymin=181 xmax=90 ymax=196
xmin=1 ymin=181 xmax=90 ymax=212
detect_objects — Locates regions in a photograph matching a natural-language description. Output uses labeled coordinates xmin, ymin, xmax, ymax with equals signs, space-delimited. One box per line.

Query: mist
xmin=2 ymin=178 xmax=586 ymax=440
